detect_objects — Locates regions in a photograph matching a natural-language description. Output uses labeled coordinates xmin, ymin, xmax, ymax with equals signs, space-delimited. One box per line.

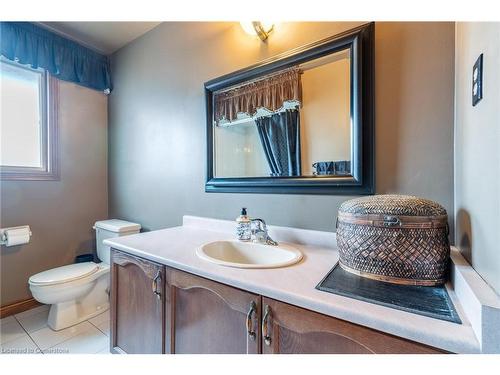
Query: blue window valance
xmin=1 ymin=22 xmax=112 ymax=93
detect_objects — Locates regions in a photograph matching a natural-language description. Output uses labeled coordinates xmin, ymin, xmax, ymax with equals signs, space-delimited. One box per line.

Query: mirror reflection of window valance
xmin=0 ymin=22 xmax=112 ymax=93
xmin=214 ymin=67 xmax=302 ymax=123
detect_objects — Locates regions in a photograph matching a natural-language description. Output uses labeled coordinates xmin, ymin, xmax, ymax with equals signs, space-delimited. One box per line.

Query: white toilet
xmin=29 ymin=219 xmax=141 ymax=331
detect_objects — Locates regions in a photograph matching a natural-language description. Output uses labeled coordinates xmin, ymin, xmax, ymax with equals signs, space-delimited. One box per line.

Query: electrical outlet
xmin=472 ymin=54 xmax=483 ymax=106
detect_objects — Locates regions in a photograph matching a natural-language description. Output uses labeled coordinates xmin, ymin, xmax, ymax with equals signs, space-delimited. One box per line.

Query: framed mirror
xmin=205 ymin=23 xmax=374 ymax=194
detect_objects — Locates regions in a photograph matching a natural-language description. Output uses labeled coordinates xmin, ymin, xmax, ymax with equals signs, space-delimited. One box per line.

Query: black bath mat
xmin=316 ymin=264 xmax=461 ymax=324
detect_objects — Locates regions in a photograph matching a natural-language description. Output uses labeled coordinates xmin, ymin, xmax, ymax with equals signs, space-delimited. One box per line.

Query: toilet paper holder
xmin=0 ymin=225 xmax=32 ymax=246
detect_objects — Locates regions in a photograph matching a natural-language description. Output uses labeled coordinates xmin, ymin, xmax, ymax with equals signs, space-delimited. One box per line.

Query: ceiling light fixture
xmin=240 ymin=21 xmax=274 ymax=41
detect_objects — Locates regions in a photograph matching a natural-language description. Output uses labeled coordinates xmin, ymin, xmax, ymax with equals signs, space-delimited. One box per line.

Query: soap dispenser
xmin=236 ymin=208 xmax=251 ymax=241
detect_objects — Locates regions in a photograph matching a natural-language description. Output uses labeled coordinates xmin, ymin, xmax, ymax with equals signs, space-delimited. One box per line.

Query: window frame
xmin=0 ymin=60 xmax=59 ymax=181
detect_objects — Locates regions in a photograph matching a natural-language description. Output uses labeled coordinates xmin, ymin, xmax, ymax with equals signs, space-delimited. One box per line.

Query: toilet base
xmin=47 ymin=274 xmax=110 ymax=331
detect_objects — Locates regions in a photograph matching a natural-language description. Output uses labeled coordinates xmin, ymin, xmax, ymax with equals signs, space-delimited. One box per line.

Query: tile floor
xmin=0 ymin=305 xmax=110 ymax=354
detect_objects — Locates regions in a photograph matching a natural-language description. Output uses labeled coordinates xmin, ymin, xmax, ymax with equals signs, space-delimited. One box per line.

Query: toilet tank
xmin=94 ymin=219 xmax=141 ymax=265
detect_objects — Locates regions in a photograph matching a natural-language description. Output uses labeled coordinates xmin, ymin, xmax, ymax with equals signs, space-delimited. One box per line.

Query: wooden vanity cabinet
xmin=165 ymin=268 xmax=261 ymax=354
xmin=110 ymin=250 xmax=445 ymax=354
xmin=110 ymin=249 xmax=165 ymax=354
xmin=261 ymin=298 xmax=444 ymax=354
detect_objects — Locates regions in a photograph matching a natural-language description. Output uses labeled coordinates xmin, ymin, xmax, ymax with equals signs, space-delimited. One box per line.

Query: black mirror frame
xmin=205 ymin=22 xmax=374 ymax=195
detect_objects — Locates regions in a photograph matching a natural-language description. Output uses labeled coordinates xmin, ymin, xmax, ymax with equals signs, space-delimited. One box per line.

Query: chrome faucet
xmin=250 ymin=219 xmax=278 ymax=246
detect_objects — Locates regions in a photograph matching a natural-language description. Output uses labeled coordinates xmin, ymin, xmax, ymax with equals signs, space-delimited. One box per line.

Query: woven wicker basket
xmin=336 ymin=195 xmax=450 ymax=286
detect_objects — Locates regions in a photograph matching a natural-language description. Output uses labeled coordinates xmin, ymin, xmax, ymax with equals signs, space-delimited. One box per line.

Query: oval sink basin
xmin=196 ymin=240 xmax=303 ymax=269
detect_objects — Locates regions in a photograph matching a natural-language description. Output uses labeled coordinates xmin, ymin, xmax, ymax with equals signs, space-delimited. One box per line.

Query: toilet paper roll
xmin=5 ymin=228 xmax=31 ymax=246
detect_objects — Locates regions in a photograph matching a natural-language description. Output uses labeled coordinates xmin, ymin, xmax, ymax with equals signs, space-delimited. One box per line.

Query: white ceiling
xmin=39 ymin=22 xmax=161 ymax=55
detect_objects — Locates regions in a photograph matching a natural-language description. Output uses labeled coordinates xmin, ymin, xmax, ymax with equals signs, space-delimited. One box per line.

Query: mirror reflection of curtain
xmin=214 ymin=68 xmax=302 ymax=123
xmin=255 ymin=109 xmax=301 ymax=177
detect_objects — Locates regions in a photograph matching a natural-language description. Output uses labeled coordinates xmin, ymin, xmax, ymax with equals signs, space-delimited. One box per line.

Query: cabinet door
xmin=261 ymin=298 xmax=444 ymax=354
xmin=110 ymin=249 xmax=165 ymax=354
xmin=166 ymin=268 xmax=261 ymax=354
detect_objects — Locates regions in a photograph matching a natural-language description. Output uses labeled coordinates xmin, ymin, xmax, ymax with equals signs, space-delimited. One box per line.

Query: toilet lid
xmin=29 ymin=262 xmax=99 ymax=286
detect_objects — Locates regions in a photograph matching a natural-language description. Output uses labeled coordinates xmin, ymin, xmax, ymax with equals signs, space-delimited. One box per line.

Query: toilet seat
xmin=29 ymin=262 xmax=99 ymax=286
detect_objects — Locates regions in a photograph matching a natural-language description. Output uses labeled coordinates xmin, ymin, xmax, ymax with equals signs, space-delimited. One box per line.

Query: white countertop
xmin=104 ymin=216 xmax=486 ymax=354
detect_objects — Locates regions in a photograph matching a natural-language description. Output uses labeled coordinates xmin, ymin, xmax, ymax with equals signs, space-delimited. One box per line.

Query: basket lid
xmin=339 ymin=194 xmax=447 ymax=217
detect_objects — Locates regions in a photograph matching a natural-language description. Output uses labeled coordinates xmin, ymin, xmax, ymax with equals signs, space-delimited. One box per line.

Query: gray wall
xmin=0 ymin=80 xmax=108 ymax=306
xmin=455 ymin=22 xmax=500 ymax=294
xmin=109 ymin=22 xmax=455 ymax=236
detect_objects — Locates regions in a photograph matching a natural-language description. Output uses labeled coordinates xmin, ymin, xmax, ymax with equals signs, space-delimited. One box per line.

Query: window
xmin=0 ymin=59 xmax=58 ymax=180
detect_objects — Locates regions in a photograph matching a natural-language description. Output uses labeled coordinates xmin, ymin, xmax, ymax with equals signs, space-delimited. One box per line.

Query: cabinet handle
xmin=262 ymin=305 xmax=272 ymax=346
xmin=152 ymin=270 xmax=162 ymax=300
xmin=246 ymin=301 xmax=257 ymax=341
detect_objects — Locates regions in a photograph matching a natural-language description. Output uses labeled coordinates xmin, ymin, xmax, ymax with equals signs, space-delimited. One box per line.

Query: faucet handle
xmin=250 ymin=218 xmax=265 ymax=229
xmin=250 ymin=219 xmax=265 ymax=242
xmin=250 ymin=218 xmax=278 ymax=246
